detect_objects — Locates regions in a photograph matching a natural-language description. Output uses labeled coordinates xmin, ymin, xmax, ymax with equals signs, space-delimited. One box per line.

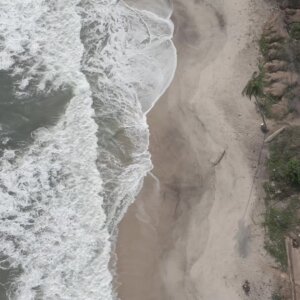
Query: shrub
xmin=259 ymin=36 xmax=269 ymax=57
xmin=287 ymin=159 xmax=300 ymax=185
xmin=290 ymin=23 xmax=300 ymax=40
xmin=259 ymin=94 xmax=281 ymax=118
xmin=272 ymin=293 xmax=283 ymax=300
xmin=268 ymin=127 xmax=300 ymax=189
xmin=264 ymin=198 xmax=300 ymax=269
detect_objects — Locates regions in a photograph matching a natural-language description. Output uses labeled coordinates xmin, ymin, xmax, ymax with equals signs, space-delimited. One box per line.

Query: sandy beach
xmin=116 ymin=0 xmax=276 ymax=299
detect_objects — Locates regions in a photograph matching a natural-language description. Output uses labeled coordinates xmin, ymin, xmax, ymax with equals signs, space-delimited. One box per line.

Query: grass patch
xmin=287 ymin=159 xmax=300 ymax=185
xmin=272 ymin=293 xmax=283 ymax=300
xmin=264 ymin=127 xmax=300 ymax=269
xmin=268 ymin=126 xmax=300 ymax=191
xmin=260 ymin=36 xmax=270 ymax=57
xmin=264 ymin=197 xmax=300 ymax=269
xmin=259 ymin=94 xmax=281 ymax=118
xmin=289 ymin=23 xmax=300 ymax=40
xmin=264 ymin=182 xmax=276 ymax=203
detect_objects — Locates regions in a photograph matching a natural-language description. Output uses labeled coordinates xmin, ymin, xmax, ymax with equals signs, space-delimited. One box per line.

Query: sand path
xmin=116 ymin=0 xmax=275 ymax=299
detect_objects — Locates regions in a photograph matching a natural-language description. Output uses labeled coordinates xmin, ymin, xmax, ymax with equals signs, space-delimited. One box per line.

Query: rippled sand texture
xmin=117 ymin=0 xmax=276 ymax=299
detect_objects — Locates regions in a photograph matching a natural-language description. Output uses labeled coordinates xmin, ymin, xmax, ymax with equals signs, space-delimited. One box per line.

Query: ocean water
xmin=0 ymin=1 xmax=176 ymax=299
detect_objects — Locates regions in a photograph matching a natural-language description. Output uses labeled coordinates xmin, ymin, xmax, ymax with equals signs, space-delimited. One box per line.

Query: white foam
xmin=124 ymin=0 xmax=173 ymax=19
xmin=78 ymin=0 xmax=176 ymax=232
xmin=0 ymin=93 xmax=114 ymax=300
xmin=79 ymin=0 xmax=176 ymax=114
xmin=0 ymin=1 xmax=114 ymax=299
xmin=0 ymin=0 xmax=176 ymax=299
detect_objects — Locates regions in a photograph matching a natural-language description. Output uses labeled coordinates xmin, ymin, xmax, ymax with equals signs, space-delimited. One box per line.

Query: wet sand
xmin=116 ymin=0 xmax=276 ymax=299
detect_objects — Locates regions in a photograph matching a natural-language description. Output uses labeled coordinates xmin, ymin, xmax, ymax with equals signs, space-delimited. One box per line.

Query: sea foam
xmin=0 ymin=0 xmax=176 ymax=299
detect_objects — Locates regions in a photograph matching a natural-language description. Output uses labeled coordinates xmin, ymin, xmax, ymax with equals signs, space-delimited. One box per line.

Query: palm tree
xmin=242 ymin=70 xmax=268 ymax=132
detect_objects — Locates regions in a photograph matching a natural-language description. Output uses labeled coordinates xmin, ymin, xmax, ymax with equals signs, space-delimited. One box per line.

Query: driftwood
xmin=213 ymin=150 xmax=226 ymax=166
xmin=265 ymin=126 xmax=286 ymax=143
xmin=286 ymin=237 xmax=297 ymax=300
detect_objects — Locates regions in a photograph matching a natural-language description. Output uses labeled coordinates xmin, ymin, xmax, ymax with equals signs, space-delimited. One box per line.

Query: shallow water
xmin=0 ymin=71 xmax=72 ymax=150
xmin=0 ymin=0 xmax=176 ymax=299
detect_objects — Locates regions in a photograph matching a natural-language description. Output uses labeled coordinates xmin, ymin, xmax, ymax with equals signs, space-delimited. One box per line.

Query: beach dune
xmin=117 ymin=0 xmax=275 ymax=299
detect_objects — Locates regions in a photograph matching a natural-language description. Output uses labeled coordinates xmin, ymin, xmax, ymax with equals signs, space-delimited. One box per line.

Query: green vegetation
xmin=289 ymin=23 xmax=300 ymax=40
xmin=243 ymin=20 xmax=299 ymax=121
xmin=264 ymin=197 xmax=299 ymax=268
xmin=287 ymin=159 xmax=300 ymax=185
xmin=268 ymin=126 xmax=300 ymax=190
xmin=264 ymin=127 xmax=300 ymax=269
xmin=242 ymin=65 xmax=269 ymax=129
xmin=242 ymin=65 xmax=265 ymax=100
xmin=260 ymin=95 xmax=281 ymax=118
xmin=259 ymin=36 xmax=270 ymax=57
xmin=244 ymin=8 xmax=300 ymax=297
xmin=242 ymin=65 xmax=283 ymax=119
xmin=272 ymin=293 xmax=283 ymax=300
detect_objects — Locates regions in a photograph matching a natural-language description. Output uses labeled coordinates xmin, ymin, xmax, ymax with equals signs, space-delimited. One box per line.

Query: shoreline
xmin=116 ymin=0 xmax=276 ymax=299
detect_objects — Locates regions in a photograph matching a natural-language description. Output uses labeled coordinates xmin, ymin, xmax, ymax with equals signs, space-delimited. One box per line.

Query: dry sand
xmin=116 ymin=0 xmax=277 ymax=299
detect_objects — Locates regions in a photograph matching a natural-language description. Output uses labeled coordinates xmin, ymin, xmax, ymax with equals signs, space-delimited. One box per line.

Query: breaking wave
xmin=0 ymin=0 xmax=176 ymax=299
